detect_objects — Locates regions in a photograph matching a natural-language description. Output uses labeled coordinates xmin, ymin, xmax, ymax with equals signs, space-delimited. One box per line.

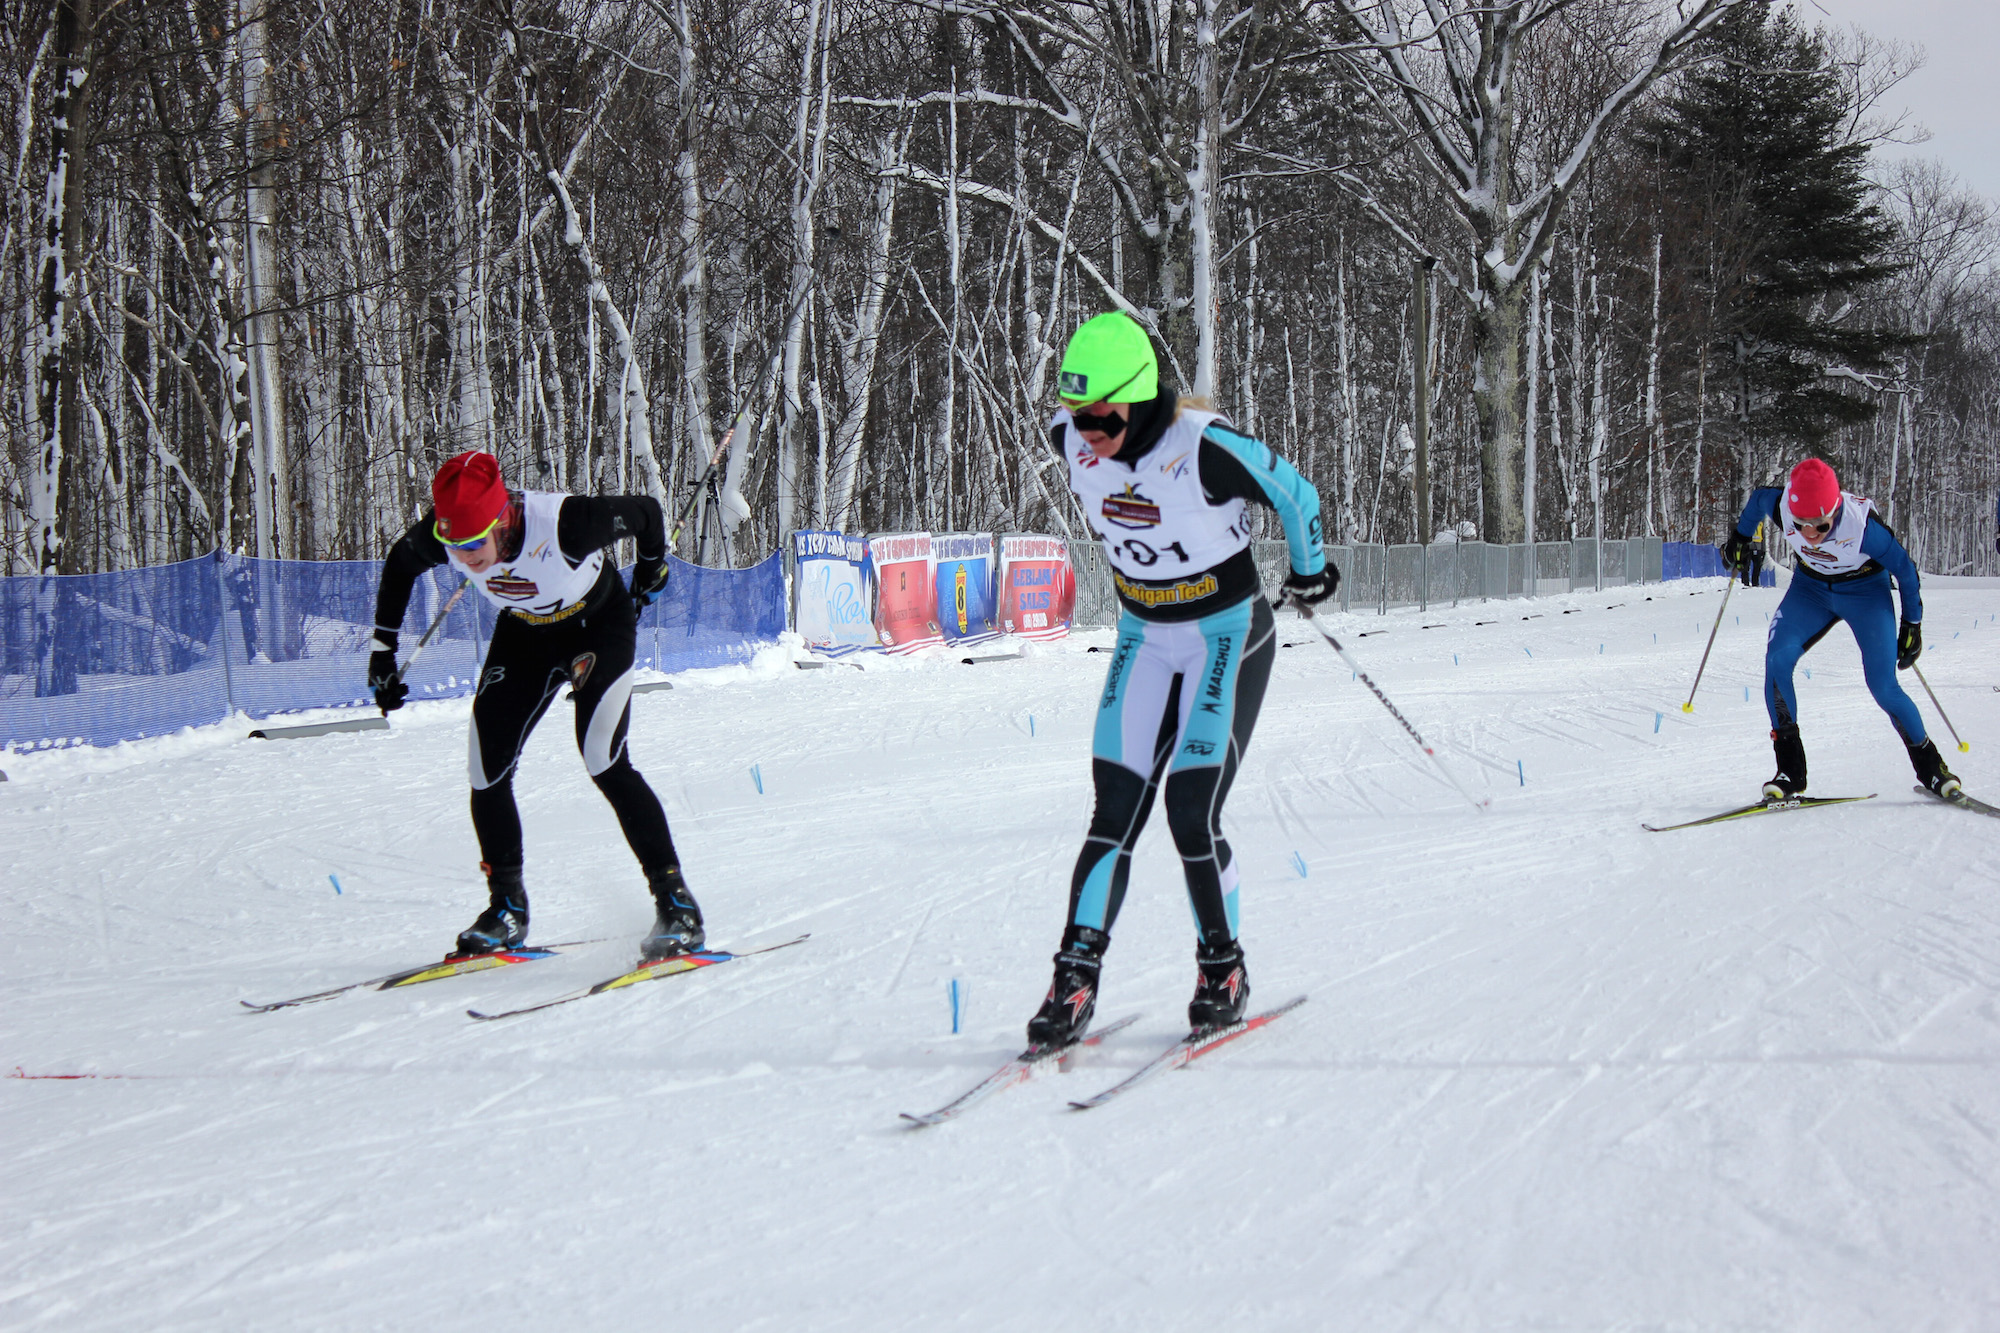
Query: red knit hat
xmin=1785 ymin=458 xmax=1841 ymax=520
xmin=432 ymin=451 xmax=508 ymax=542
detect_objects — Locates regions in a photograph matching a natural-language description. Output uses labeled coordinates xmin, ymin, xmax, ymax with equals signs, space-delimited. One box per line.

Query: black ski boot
xmin=641 ymin=864 xmax=705 ymax=960
xmin=1188 ymin=941 xmax=1251 ymax=1033
xmin=456 ymin=863 xmax=528 ymax=955
xmin=1025 ymin=926 xmax=1106 ymax=1051
xmin=1762 ymin=725 xmax=1807 ymax=802
xmin=1910 ymin=737 xmax=1963 ymax=799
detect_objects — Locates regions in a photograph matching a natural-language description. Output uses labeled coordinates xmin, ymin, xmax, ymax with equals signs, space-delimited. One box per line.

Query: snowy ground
xmin=5 ymin=576 xmax=2000 ymax=1331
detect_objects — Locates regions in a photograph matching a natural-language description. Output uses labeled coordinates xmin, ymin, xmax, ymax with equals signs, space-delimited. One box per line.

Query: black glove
xmin=1897 ymin=619 xmax=1922 ymax=670
xmin=631 ymin=555 xmax=670 ymax=613
xmin=368 ymin=647 xmax=408 ymax=713
xmin=1281 ymin=564 xmax=1341 ymax=607
xmin=1722 ymin=531 xmax=1753 ymax=581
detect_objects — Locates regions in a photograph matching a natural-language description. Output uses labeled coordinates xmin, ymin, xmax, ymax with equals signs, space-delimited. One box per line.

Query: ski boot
xmin=1762 ymin=725 xmax=1807 ymax=802
xmin=1909 ymin=737 xmax=1963 ymax=799
xmin=1188 ymin=940 xmax=1251 ymax=1033
xmin=641 ymin=864 xmax=706 ymax=960
xmin=1025 ymin=926 xmax=1106 ymax=1051
xmin=456 ymin=863 xmax=529 ymax=955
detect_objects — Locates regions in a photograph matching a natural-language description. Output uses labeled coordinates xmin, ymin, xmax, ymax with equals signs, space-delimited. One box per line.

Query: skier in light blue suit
xmin=1024 ymin=312 xmax=1338 ymax=1049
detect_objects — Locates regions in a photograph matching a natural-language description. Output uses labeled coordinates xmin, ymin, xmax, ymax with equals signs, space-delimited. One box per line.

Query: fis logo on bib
xmin=487 ymin=571 xmax=540 ymax=600
xmin=1102 ymin=484 xmax=1162 ymax=529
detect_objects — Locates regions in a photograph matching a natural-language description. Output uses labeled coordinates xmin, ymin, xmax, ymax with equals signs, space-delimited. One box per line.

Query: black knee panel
xmin=1163 ymin=767 xmax=1223 ymax=860
xmin=1085 ymin=759 xmax=1155 ymax=842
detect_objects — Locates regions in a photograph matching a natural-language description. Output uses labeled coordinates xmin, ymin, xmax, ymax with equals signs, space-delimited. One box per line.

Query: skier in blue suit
xmin=1724 ymin=457 xmax=1959 ymax=801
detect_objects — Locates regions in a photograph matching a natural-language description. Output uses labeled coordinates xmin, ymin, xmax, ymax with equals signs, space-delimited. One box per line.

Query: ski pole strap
xmin=393 ymin=579 xmax=471 ymax=686
xmin=1912 ymin=663 xmax=1969 ymax=752
xmin=1289 ymin=596 xmax=1490 ymax=812
xmin=1681 ymin=575 xmax=1736 ymax=713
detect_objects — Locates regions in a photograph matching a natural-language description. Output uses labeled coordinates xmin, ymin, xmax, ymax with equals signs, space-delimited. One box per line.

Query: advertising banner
xmin=932 ymin=533 xmax=999 ymax=644
xmin=792 ymin=530 xmax=877 ymax=655
xmin=999 ymin=535 xmax=1076 ymax=640
xmin=868 ymin=532 xmax=943 ymax=653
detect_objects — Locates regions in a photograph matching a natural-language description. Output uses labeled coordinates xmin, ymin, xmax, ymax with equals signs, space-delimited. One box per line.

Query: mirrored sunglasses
xmin=434 ymin=514 xmax=502 ymax=550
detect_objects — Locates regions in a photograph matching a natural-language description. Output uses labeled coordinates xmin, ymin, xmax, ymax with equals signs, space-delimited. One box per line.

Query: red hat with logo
xmin=1785 ymin=458 xmax=1840 ymax=520
xmin=432 ymin=451 xmax=508 ymax=542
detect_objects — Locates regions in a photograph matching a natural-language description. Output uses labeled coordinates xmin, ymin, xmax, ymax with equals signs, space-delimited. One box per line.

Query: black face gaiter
xmin=1110 ymin=389 xmax=1179 ymax=465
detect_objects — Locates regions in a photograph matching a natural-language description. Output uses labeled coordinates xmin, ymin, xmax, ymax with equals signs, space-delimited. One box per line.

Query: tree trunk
xmin=1471 ymin=282 xmax=1526 ymax=545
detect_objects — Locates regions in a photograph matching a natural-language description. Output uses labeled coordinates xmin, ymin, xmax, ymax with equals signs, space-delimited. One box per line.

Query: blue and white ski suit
xmin=1055 ymin=394 xmax=1327 ymax=948
xmin=1734 ymin=487 xmax=1927 ymax=744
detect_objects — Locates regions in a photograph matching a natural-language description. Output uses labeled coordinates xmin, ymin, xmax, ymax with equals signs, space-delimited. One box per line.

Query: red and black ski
xmin=1067 ymin=997 xmax=1307 ymax=1112
xmin=901 ymin=1014 xmax=1141 ymax=1128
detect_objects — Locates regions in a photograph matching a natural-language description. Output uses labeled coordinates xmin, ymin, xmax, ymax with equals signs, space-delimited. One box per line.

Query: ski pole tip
xmin=1959 ymin=742 xmax=1971 ymax=752
xmin=1681 ymin=702 xmax=1694 ymax=714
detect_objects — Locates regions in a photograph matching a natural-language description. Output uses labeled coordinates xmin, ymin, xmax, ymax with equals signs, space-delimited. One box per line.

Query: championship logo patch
xmin=486 ymin=571 xmax=539 ymax=600
xmin=1101 ymin=484 xmax=1162 ymax=529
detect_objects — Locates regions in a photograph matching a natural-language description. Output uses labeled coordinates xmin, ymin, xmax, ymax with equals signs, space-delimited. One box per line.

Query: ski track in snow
xmin=5 ymin=579 xmax=2000 ymax=1329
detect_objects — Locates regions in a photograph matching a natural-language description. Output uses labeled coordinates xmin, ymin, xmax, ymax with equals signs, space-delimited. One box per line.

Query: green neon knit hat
xmin=1058 ymin=312 xmax=1158 ymax=404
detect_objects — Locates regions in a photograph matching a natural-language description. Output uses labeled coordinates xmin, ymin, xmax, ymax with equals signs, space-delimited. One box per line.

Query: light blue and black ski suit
xmin=1054 ymin=390 xmax=1328 ymax=950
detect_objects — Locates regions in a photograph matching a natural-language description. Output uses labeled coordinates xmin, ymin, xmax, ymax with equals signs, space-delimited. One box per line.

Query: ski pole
xmin=1288 ymin=596 xmax=1490 ymax=812
xmin=1911 ymin=663 xmax=1969 ymax=752
xmin=1681 ymin=573 xmax=1737 ymax=713
xmin=392 ymin=579 xmax=471 ymax=690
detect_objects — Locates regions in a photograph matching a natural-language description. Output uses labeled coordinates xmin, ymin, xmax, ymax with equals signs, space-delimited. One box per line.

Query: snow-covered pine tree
xmin=1641 ymin=2 xmax=1907 ymax=480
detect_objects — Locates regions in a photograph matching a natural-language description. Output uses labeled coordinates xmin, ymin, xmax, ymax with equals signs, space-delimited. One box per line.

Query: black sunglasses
xmin=1070 ymin=407 xmax=1127 ymax=438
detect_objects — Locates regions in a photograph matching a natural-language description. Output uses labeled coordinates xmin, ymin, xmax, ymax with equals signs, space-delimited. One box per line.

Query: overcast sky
xmin=1800 ymin=0 xmax=2000 ymax=199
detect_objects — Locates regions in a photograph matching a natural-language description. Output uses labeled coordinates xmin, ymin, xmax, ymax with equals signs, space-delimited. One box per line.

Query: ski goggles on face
xmin=1791 ymin=514 xmax=1835 ymax=539
xmin=434 ymin=513 xmax=503 ymax=550
xmin=1070 ymin=407 xmax=1128 ymax=438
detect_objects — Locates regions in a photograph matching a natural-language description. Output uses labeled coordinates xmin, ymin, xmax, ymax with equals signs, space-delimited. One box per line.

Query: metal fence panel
xmin=1572 ymin=538 xmax=1598 ymax=592
xmin=1384 ymin=545 xmax=1424 ymax=610
xmin=1070 ymin=541 xmax=1120 ymax=627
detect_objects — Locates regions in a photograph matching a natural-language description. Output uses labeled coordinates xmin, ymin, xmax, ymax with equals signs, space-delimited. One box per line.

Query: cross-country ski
xmin=1068 ymin=997 xmax=1308 ymax=1112
xmin=465 ymin=935 xmax=810 ymax=1021
xmin=240 ymin=939 xmax=603 ymax=1012
xmin=900 ymin=1014 xmax=1140 ymax=1128
xmin=1642 ymin=793 xmax=1876 ymax=832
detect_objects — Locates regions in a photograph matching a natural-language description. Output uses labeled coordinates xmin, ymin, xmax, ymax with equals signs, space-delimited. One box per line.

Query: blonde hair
xmin=1173 ymin=394 xmax=1223 ymax=424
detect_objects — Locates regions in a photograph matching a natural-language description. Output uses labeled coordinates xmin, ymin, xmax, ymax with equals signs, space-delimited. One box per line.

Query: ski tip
xmin=466 ymin=1008 xmax=497 ymax=1021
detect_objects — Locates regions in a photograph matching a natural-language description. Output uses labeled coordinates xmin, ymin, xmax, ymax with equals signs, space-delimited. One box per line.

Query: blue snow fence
xmin=2 ymin=549 xmax=785 ymax=750
xmin=1662 ymin=542 xmax=1774 ymax=586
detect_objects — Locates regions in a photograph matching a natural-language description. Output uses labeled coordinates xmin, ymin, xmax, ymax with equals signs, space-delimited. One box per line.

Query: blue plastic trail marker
xmin=1291 ymin=851 xmax=1308 ymax=879
xmin=751 ymin=763 xmax=764 ymax=794
xmin=1655 ymin=712 xmax=1662 ymax=733
xmin=1517 ymin=760 xmax=1526 ymax=786
xmin=1029 ymin=715 xmax=1035 ymax=737
xmin=329 ymin=874 xmax=343 ymax=896
xmin=1653 ymin=633 xmax=1658 ymax=643
xmin=1805 ymin=669 xmax=1811 ymax=679
xmin=948 ymin=978 xmax=966 ymax=1035
xmin=1745 ymin=686 xmax=1750 ymax=701
xmin=1453 ymin=654 xmax=1459 ymax=665
xmin=1599 ymin=644 xmax=1604 ymax=653
xmin=1524 ymin=647 xmax=1532 ymax=658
